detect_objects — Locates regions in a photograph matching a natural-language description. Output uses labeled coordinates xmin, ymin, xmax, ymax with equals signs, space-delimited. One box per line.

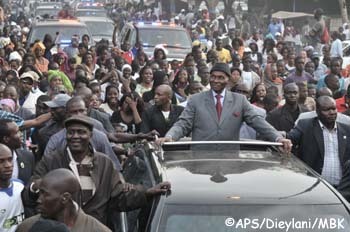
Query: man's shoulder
xmin=337 ymin=121 xmax=350 ymax=132
xmin=172 ymin=104 xmax=185 ymax=111
xmin=267 ymin=106 xmax=283 ymax=116
xmin=90 ymin=108 xmax=109 ymax=120
xmin=296 ymin=117 xmax=317 ymax=128
xmin=77 ymin=210 xmax=112 ymax=232
xmin=16 ymin=214 xmax=40 ymax=232
xmin=187 ymin=91 xmax=211 ymax=101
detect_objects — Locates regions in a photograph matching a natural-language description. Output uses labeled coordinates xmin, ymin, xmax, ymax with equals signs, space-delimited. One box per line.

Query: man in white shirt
xmin=0 ymin=143 xmax=24 ymax=232
xmin=330 ymin=31 xmax=343 ymax=58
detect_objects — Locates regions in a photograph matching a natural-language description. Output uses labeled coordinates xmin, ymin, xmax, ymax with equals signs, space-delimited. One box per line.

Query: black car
xmin=122 ymin=141 xmax=350 ymax=232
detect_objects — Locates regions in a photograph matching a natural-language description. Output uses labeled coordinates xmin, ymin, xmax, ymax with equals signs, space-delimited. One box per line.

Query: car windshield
xmin=138 ymin=28 xmax=191 ymax=49
xmin=29 ymin=25 xmax=90 ymax=45
xmin=159 ymin=204 xmax=350 ymax=232
xmin=84 ymin=21 xmax=114 ymax=36
xmin=35 ymin=8 xmax=60 ymax=16
xmin=75 ymin=10 xmax=107 ymax=17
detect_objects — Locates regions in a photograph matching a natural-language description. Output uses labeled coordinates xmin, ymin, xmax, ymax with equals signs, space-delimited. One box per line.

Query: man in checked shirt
xmin=287 ymin=96 xmax=350 ymax=187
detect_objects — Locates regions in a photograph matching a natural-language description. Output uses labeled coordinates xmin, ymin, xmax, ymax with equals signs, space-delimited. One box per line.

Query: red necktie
xmin=215 ymin=94 xmax=222 ymax=119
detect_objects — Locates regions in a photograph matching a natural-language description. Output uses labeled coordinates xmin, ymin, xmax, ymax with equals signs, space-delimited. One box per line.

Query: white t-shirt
xmin=241 ymin=71 xmax=253 ymax=90
xmin=161 ymin=111 xmax=170 ymax=120
xmin=0 ymin=179 xmax=24 ymax=232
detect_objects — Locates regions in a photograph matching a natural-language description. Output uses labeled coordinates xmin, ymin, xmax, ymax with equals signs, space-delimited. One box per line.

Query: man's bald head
xmin=41 ymin=168 xmax=81 ymax=196
xmin=75 ymin=87 xmax=92 ymax=107
xmin=75 ymin=86 xmax=92 ymax=99
xmin=316 ymin=95 xmax=336 ymax=109
xmin=316 ymin=87 xmax=333 ymax=98
xmin=156 ymin=84 xmax=173 ymax=98
xmin=0 ymin=143 xmax=12 ymax=159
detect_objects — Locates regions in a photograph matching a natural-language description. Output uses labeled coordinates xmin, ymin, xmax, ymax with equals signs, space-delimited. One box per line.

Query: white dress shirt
xmin=319 ymin=121 xmax=342 ymax=186
xmin=11 ymin=151 xmax=18 ymax=179
xmin=212 ymin=89 xmax=226 ymax=106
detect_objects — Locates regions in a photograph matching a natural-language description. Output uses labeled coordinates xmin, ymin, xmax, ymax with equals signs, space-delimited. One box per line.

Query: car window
xmin=159 ymin=204 xmax=350 ymax=232
xmin=138 ymin=28 xmax=191 ymax=48
xmin=35 ymin=8 xmax=60 ymax=17
xmin=75 ymin=10 xmax=107 ymax=17
xmin=84 ymin=21 xmax=114 ymax=36
xmin=28 ymin=25 xmax=90 ymax=45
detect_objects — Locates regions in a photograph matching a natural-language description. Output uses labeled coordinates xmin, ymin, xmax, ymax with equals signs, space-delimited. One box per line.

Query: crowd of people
xmin=0 ymin=1 xmax=350 ymax=231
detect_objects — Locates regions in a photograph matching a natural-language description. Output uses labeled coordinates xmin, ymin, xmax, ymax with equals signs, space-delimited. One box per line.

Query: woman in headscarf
xmin=53 ymin=51 xmax=68 ymax=73
xmin=77 ymin=52 xmax=99 ymax=80
xmin=47 ymin=70 xmax=73 ymax=93
xmin=32 ymin=41 xmax=49 ymax=74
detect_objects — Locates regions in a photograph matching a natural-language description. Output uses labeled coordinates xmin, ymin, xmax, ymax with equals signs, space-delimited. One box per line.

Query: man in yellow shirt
xmin=215 ymin=38 xmax=232 ymax=63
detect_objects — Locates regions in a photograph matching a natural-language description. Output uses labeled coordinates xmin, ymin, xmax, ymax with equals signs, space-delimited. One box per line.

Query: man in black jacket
xmin=287 ymin=96 xmax=350 ymax=187
xmin=141 ymin=85 xmax=184 ymax=137
xmin=0 ymin=119 xmax=34 ymax=185
xmin=267 ymin=83 xmax=309 ymax=132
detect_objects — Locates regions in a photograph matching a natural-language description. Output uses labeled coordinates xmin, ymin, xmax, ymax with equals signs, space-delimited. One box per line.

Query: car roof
xmin=132 ymin=21 xmax=187 ymax=31
xmin=32 ymin=19 xmax=86 ymax=26
xmin=159 ymin=141 xmax=344 ymax=206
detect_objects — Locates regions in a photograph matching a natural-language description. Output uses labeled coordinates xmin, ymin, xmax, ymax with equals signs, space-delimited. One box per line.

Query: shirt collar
xmin=0 ymin=181 xmax=13 ymax=196
xmin=318 ymin=120 xmax=337 ymax=131
xmin=212 ymin=88 xmax=226 ymax=98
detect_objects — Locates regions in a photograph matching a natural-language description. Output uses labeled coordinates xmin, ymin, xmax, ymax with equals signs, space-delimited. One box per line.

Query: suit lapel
xmin=204 ymin=91 xmax=219 ymax=123
xmin=219 ymin=91 xmax=234 ymax=125
xmin=337 ymin=123 xmax=347 ymax=163
xmin=313 ymin=119 xmax=325 ymax=158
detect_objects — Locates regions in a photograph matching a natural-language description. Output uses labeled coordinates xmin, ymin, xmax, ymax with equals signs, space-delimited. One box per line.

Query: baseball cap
xmin=44 ymin=94 xmax=71 ymax=108
xmin=20 ymin=71 xmax=40 ymax=82
xmin=311 ymin=52 xmax=320 ymax=59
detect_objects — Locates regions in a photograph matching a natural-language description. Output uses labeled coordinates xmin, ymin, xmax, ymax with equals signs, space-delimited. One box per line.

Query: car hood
xmin=143 ymin=46 xmax=191 ymax=61
xmin=163 ymin=159 xmax=342 ymax=205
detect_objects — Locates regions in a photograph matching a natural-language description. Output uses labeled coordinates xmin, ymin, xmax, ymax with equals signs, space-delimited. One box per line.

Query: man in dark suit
xmin=141 ymin=85 xmax=184 ymax=137
xmin=287 ymin=96 xmax=350 ymax=187
xmin=157 ymin=62 xmax=292 ymax=152
xmin=267 ymin=83 xmax=309 ymax=132
xmin=0 ymin=119 xmax=35 ymax=185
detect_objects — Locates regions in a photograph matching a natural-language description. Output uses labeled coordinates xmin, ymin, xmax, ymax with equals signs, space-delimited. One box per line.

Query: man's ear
xmin=61 ymin=192 xmax=72 ymax=204
xmin=3 ymin=135 xmax=10 ymax=144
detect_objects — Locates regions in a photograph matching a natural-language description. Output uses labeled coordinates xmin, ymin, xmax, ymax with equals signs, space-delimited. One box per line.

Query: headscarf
xmin=122 ymin=64 xmax=132 ymax=72
xmin=31 ymin=41 xmax=46 ymax=54
xmin=48 ymin=70 xmax=73 ymax=93
xmin=0 ymin=98 xmax=15 ymax=112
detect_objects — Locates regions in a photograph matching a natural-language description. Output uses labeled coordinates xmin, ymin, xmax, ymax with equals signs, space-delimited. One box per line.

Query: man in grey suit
xmin=157 ymin=63 xmax=292 ymax=151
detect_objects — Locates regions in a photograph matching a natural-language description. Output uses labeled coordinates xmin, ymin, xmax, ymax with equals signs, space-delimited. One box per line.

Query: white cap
xmin=9 ymin=51 xmax=22 ymax=62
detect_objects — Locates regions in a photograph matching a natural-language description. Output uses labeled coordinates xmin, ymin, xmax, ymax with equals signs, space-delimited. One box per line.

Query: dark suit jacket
xmin=266 ymin=104 xmax=309 ymax=132
xmin=140 ymin=104 xmax=184 ymax=137
xmin=287 ymin=117 xmax=350 ymax=174
xmin=16 ymin=149 xmax=35 ymax=185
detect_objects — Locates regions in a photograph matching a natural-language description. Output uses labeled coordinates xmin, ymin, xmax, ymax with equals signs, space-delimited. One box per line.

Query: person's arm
xmin=108 ymin=131 xmax=158 ymax=144
xmin=162 ymin=95 xmax=196 ymax=141
xmin=21 ymin=112 xmax=52 ymax=129
xmin=112 ymin=25 xmax=118 ymax=47
xmin=140 ymin=110 xmax=151 ymax=134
